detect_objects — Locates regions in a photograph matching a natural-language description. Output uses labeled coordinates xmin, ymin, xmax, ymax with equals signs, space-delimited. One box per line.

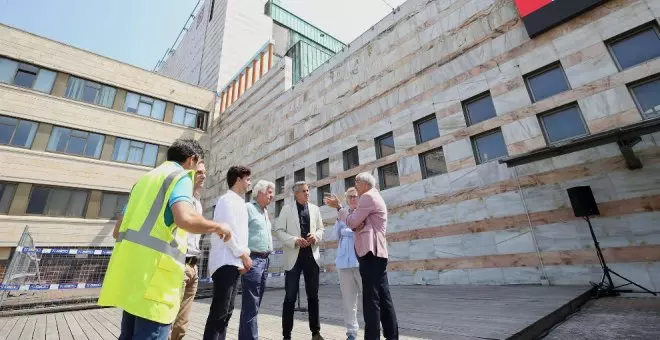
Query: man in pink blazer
xmin=326 ymin=172 xmax=399 ymax=340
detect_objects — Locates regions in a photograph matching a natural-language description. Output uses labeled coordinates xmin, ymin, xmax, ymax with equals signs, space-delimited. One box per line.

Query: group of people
xmin=99 ymin=138 xmax=399 ymax=340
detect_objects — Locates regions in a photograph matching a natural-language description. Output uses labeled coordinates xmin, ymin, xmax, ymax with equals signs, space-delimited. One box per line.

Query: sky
xmin=0 ymin=0 xmax=406 ymax=71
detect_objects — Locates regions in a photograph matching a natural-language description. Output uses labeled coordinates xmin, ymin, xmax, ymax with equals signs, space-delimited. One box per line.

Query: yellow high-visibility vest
xmin=98 ymin=161 xmax=193 ymax=324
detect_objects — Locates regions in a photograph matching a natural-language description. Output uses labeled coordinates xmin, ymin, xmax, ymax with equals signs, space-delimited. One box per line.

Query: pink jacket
xmin=339 ymin=188 xmax=388 ymax=258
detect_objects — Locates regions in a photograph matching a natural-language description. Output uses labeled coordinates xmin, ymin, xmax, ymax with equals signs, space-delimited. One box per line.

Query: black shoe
xmin=312 ymin=334 xmax=325 ymax=340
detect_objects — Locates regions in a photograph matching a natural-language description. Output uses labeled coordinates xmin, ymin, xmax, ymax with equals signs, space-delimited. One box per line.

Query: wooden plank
xmin=62 ymin=313 xmax=87 ymax=340
xmin=6 ymin=316 xmax=28 ymax=340
xmin=86 ymin=310 xmax=119 ymax=338
xmin=32 ymin=314 xmax=47 ymax=340
xmin=54 ymin=313 xmax=73 ymax=340
xmin=0 ymin=317 xmax=18 ymax=340
xmin=19 ymin=316 xmax=37 ymax=340
xmin=45 ymin=314 xmax=59 ymax=340
xmin=71 ymin=312 xmax=101 ymax=340
xmin=76 ymin=311 xmax=113 ymax=340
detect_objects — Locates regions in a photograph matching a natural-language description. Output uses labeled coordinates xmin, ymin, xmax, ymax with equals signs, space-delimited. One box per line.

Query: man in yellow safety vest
xmin=99 ymin=138 xmax=232 ymax=340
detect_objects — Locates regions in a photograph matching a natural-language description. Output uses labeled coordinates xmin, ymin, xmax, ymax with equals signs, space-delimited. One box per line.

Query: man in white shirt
xmin=170 ymin=161 xmax=207 ymax=340
xmin=203 ymin=166 xmax=253 ymax=340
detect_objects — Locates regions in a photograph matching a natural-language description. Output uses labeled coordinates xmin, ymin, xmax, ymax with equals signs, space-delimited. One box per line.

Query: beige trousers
xmin=169 ymin=263 xmax=198 ymax=340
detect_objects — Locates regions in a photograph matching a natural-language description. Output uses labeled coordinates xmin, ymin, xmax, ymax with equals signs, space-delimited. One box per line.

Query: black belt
xmin=250 ymin=251 xmax=270 ymax=259
xmin=185 ymin=256 xmax=198 ymax=266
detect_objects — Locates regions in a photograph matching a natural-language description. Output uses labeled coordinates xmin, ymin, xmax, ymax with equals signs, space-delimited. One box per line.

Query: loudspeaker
xmin=567 ymin=186 xmax=600 ymax=217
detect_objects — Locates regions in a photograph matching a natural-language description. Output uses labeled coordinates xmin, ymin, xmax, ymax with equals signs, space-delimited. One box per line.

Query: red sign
xmin=514 ymin=0 xmax=553 ymax=17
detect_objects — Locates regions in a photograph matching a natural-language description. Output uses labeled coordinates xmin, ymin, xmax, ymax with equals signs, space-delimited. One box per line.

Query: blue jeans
xmin=118 ymin=311 xmax=170 ymax=340
xmin=238 ymin=255 xmax=270 ymax=340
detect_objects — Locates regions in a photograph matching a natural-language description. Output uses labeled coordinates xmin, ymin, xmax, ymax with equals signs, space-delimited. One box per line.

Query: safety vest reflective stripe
xmin=116 ymin=169 xmax=186 ymax=264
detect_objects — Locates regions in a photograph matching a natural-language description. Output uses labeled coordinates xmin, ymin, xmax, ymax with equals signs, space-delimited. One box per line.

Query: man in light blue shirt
xmin=333 ymin=187 xmax=361 ymax=340
xmin=238 ymin=180 xmax=275 ymax=340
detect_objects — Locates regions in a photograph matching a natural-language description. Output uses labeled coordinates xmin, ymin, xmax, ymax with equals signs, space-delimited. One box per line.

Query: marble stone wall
xmin=203 ymin=0 xmax=660 ymax=290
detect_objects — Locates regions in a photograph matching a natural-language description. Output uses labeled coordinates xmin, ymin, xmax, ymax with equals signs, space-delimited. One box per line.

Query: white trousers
xmin=338 ymin=267 xmax=362 ymax=337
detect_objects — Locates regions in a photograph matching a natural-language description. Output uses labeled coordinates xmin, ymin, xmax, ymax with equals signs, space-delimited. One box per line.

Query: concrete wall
xmin=205 ymin=0 xmax=660 ymax=290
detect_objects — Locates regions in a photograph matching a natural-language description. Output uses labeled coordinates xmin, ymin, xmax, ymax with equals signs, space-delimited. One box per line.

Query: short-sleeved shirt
xmin=122 ymin=163 xmax=193 ymax=227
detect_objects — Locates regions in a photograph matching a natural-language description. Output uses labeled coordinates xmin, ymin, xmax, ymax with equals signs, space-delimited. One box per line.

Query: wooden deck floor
xmin=0 ymin=285 xmax=591 ymax=340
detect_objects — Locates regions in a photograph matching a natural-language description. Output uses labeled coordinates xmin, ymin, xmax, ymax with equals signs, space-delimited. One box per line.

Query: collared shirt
xmin=296 ymin=201 xmax=310 ymax=237
xmin=185 ymin=196 xmax=203 ymax=258
xmin=246 ymin=200 xmax=273 ymax=253
xmin=208 ymin=190 xmax=250 ymax=274
xmin=334 ymin=209 xmax=358 ymax=269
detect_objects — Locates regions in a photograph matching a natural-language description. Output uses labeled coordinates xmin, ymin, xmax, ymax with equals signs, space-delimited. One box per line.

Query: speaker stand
xmin=584 ymin=216 xmax=657 ymax=297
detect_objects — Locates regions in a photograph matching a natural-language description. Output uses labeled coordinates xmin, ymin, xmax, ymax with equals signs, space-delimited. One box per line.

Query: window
xmin=343 ymin=147 xmax=359 ymax=170
xmin=316 ymin=159 xmax=329 ymax=180
xmin=375 ymin=132 xmax=395 ymax=159
xmin=420 ymin=148 xmax=447 ymax=179
xmin=275 ymin=199 xmax=284 ymax=217
xmin=463 ymin=92 xmax=497 ymax=126
xmin=414 ymin=114 xmax=440 ymax=144
xmin=294 ymin=169 xmax=305 ymax=182
xmin=245 ymin=190 xmax=252 ymax=202
xmin=124 ymin=92 xmax=166 ymax=120
xmin=344 ymin=176 xmax=356 ymax=190
xmin=112 ymin=138 xmax=159 ymax=167
xmin=0 ymin=57 xmax=57 ymax=93
xmin=0 ymin=182 xmax=17 ymax=214
xmin=275 ymin=177 xmax=285 ymax=195
xmin=378 ymin=163 xmax=400 ymax=190
xmin=607 ymin=23 xmax=660 ymax=70
xmin=99 ymin=192 xmax=129 ymax=219
xmin=65 ymin=76 xmax=116 ymax=108
xmin=472 ymin=129 xmax=508 ymax=164
xmin=173 ymin=105 xmax=207 ymax=130
xmin=26 ymin=186 xmax=89 ymax=217
xmin=539 ymin=104 xmax=589 ymax=144
xmin=0 ymin=115 xmax=38 ymax=148
xmin=524 ymin=63 xmax=571 ymax=102
xmin=630 ymin=76 xmax=660 ymax=119
xmin=47 ymin=127 xmax=105 ymax=159
xmin=317 ymin=184 xmax=330 ymax=206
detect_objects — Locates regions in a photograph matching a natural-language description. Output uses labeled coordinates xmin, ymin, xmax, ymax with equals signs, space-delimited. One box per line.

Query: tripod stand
xmin=294 ymin=290 xmax=308 ymax=312
xmin=584 ymin=216 xmax=657 ymax=297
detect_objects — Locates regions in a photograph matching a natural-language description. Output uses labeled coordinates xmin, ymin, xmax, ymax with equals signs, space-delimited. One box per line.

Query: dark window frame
xmin=419 ymin=147 xmax=447 ymax=179
xmin=0 ymin=181 xmax=18 ymax=215
xmin=606 ymin=22 xmax=660 ymax=71
xmin=316 ymin=158 xmax=329 ymax=180
xmin=294 ymin=168 xmax=305 ymax=182
xmin=25 ymin=185 xmax=90 ymax=218
xmin=375 ymin=132 xmax=395 ymax=159
xmin=124 ymin=92 xmax=166 ymax=121
xmin=173 ymin=104 xmax=208 ymax=131
xmin=275 ymin=177 xmax=285 ymax=195
xmin=1 ymin=57 xmax=57 ymax=94
xmin=64 ymin=75 xmax=117 ymax=108
xmin=414 ymin=114 xmax=440 ymax=144
xmin=343 ymin=146 xmax=359 ymax=171
xmin=537 ymin=103 xmax=589 ymax=145
xmin=98 ymin=192 xmax=129 ymax=220
xmin=47 ymin=126 xmax=105 ymax=159
xmin=275 ymin=199 xmax=284 ymax=217
xmin=317 ymin=184 xmax=330 ymax=206
xmin=471 ymin=128 xmax=509 ymax=164
xmin=462 ymin=91 xmax=497 ymax=126
xmin=344 ymin=175 xmax=356 ymax=190
xmin=112 ymin=137 xmax=160 ymax=167
xmin=523 ymin=62 xmax=571 ymax=103
xmin=0 ymin=114 xmax=39 ymax=149
xmin=628 ymin=74 xmax=660 ymax=120
xmin=377 ymin=162 xmax=400 ymax=191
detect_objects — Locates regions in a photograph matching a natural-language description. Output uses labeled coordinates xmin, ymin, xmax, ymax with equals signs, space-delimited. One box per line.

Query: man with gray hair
xmin=274 ymin=181 xmax=325 ymax=340
xmin=326 ymin=172 xmax=399 ymax=340
xmin=238 ymin=180 xmax=275 ymax=340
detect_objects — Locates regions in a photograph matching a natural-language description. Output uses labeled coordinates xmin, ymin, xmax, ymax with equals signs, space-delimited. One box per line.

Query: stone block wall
xmin=204 ymin=0 xmax=660 ymax=290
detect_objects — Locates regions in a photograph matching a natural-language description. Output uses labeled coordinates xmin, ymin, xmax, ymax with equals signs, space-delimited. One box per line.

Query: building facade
xmin=199 ymin=0 xmax=660 ymax=289
xmin=0 ymin=24 xmax=214 ymax=282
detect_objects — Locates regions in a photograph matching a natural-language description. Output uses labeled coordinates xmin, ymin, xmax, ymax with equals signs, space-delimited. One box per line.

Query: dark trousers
xmin=238 ymin=255 xmax=270 ymax=340
xmin=118 ymin=311 xmax=170 ymax=340
xmin=203 ymin=265 xmax=240 ymax=340
xmin=282 ymin=249 xmax=320 ymax=338
xmin=358 ymin=252 xmax=399 ymax=340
